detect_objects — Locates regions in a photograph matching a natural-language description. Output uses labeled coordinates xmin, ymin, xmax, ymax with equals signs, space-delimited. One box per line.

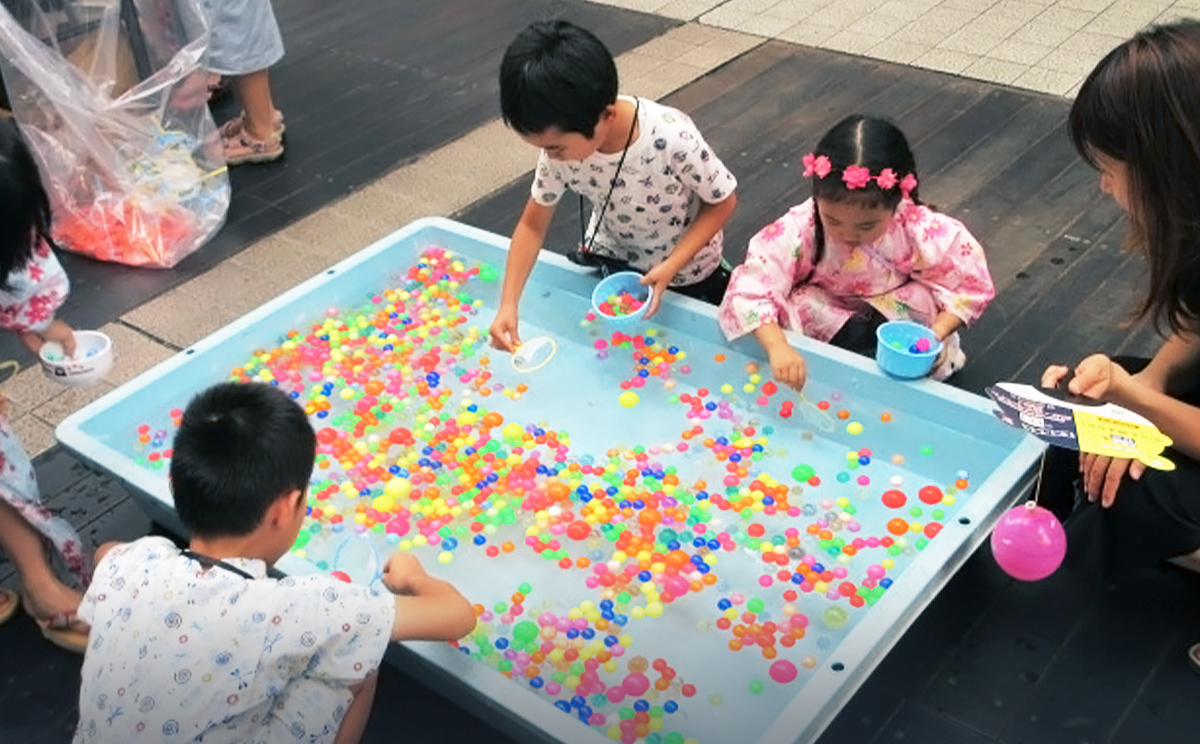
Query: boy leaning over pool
xmin=489 ymin=19 xmax=738 ymax=351
xmin=73 ymin=382 xmax=476 ymax=744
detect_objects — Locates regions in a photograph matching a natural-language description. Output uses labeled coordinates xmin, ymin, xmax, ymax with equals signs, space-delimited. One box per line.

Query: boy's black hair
xmin=808 ymin=115 xmax=922 ymax=271
xmin=499 ymin=20 xmax=618 ymax=138
xmin=170 ymin=382 xmax=316 ymax=538
xmin=0 ymin=117 xmax=52 ymax=291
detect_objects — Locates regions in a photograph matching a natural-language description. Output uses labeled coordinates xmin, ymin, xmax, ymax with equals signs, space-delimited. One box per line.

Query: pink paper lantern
xmin=990 ymin=502 xmax=1067 ymax=581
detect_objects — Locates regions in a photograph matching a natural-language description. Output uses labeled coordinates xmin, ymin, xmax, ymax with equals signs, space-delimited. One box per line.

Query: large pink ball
xmin=990 ymin=503 xmax=1067 ymax=581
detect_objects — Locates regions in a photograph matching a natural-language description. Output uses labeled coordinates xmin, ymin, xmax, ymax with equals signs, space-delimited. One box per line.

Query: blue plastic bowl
xmin=875 ymin=320 xmax=942 ymax=379
xmin=591 ymin=271 xmax=653 ymax=325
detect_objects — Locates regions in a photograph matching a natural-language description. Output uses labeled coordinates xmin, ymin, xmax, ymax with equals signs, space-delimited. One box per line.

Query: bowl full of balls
xmin=875 ymin=320 xmax=942 ymax=379
xmin=591 ymin=271 xmax=653 ymax=326
xmin=39 ymin=330 xmax=114 ymax=387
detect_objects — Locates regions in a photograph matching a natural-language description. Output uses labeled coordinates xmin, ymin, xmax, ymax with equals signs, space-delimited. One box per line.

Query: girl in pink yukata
xmin=0 ymin=118 xmax=89 ymax=653
xmin=719 ymin=115 xmax=996 ymax=391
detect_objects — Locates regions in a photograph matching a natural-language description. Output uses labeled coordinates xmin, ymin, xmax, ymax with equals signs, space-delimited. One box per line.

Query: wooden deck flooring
xmin=1 ymin=2 xmax=1197 ymax=743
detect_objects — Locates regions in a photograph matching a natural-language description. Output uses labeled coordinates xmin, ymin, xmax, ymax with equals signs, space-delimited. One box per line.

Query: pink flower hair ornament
xmin=802 ymin=153 xmax=831 ymax=179
xmin=802 ymin=152 xmax=918 ymax=199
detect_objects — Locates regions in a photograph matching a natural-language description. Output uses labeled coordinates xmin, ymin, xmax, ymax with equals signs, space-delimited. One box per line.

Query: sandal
xmin=219 ymin=110 xmax=285 ymax=140
xmin=21 ymin=592 xmax=89 ymax=654
xmin=1189 ymin=642 xmax=1200 ymax=676
xmin=0 ymin=587 xmax=17 ymax=625
xmin=222 ymin=128 xmax=284 ymax=166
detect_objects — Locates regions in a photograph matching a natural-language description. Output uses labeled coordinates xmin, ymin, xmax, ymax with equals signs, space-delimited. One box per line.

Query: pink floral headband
xmin=802 ymin=153 xmax=918 ymax=199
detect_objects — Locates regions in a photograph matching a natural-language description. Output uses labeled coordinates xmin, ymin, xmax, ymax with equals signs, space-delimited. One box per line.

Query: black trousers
xmin=570 ymin=250 xmax=732 ymax=307
xmin=1038 ymin=356 xmax=1200 ymax=575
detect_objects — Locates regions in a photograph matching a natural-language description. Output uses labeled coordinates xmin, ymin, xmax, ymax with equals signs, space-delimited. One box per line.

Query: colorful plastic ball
xmin=990 ymin=502 xmax=1067 ymax=581
xmin=768 ymin=659 xmax=798 ymax=684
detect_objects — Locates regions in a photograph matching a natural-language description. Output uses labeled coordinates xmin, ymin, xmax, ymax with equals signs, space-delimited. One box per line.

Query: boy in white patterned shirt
xmin=489 ymin=20 xmax=738 ymax=351
xmin=74 ymin=382 xmax=475 ymax=744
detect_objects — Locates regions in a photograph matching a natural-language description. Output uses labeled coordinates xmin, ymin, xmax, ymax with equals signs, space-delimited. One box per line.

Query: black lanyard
xmin=579 ymin=97 xmax=640 ymax=261
xmin=181 ymin=549 xmax=255 ymax=580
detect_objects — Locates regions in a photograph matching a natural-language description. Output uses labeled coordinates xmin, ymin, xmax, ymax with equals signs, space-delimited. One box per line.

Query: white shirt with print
xmin=531 ymin=96 xmax=737 ymax=286
xmin=74 ymin=536 xmax=395 ymax=744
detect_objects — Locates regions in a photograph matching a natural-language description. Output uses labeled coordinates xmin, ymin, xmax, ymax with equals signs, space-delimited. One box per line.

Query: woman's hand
xmin=768 ymin=344 xmax=807 ymax=392
xmin=1042 ymin=355 xmax=1141 ymax=507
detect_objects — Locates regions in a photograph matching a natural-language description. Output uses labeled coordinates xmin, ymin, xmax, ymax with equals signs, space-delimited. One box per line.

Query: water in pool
xmin=122 ymin=245 xmax=1010 ymax=744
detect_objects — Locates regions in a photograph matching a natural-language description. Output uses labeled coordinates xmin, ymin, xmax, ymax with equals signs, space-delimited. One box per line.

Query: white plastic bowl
xmin=39 ymin=330 xmax=113 ymax=387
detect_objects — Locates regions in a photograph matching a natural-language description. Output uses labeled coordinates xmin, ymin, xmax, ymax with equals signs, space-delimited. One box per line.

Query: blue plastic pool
xmin=57 ymin=217 xmax=1043 ymax=744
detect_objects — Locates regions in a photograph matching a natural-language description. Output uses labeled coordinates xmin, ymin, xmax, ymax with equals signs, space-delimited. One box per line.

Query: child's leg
xmin=673 ymin=263 xmax=732 ymax=306
xmin=234 ymin=69 xmax=278 ymax=142
xmin=0 ymin=499 xmax=81 ymax=621
xmin=334 ymin=670 xmax=379 ymax=744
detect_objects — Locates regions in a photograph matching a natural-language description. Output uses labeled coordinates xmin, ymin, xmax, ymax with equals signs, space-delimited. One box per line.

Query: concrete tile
xmin=777 ymin=21 xmax=840 ymax=47
xmin=1058 ymin=29 xmax=1126 ymax=56
xmin=937 ymin=28 xmax=1004 ymax=55
xmin=617 ymin=52 xmax=670 ymax=87
xmin=908 ymin=7 xmax=981 ymax=33
xmin=658 ymin=22 xmax=727 ymax=46
xmin=985 ymin=36 xmax=1053 ymax=64
xmin=33 ymin=382 xmax=116 ymax=429
xmin=229 ymin=232 xmax=332 ymax=291
xmin=121 ymin=287 xmax=214 ymax=349
xmin=876 ymin=0 xmax=936 ymax=18
xmin=97 ymin=322 xmax=176 ymax=386
xmin=1012 ymin=65 xmax=1083 ymax=96
xmin=937 ymin=0 xmax=1001 ymax=10
xmin=767 ymin=0 xmax=826 ymax=20
xmin=0 ymin=365 xmax=68 ymax=413
xmin=331 ymin=184 xmax=445 ymax=238
xmin=656 ymin=0 xmax=724 ymax=21
xmin=1037 ymin=45 xmax=1110 ymax=75
xmin=633 ymin=36 xmax=697 ymax=62
xmin=700 ymin=28 xmax=764 ymax=57
xmin=674 ymin=42 xmax=748 ymax=69
xmin=845 ymin=13 xmax=908 ymax=37
xmin=625 ymin=62 xmax=707 ymax=99
xmin=699 ymin=6 xmax=752 ymax=30
xmin=1036 ymin=4 xmax=1101 ymax=30
xmin=964 ymin=11 xmax=1029 ymax=36
xmin=10 ymin=413 xmax=56 ymax=459
xmin=962 ymin=56 xmax=1031 ymax=85
xmin=1056 ymin=0 xmax=1119 ymax=10
xmin=991 ymin=0 xmax=1052 ymax=20
xmin=1009 ymin=21 xmax=1077 ymax=46
xmin=912 ymin=47 xmax=979 ymax=74
xmin=807 ymin=5 xmax=876 ymax=28
xmin=724 ymin=0 xmax=780 ymax=12
xmin=823 ymin=30 xmax=890 ymax=55
xmin=736 ymin=13 xmax=801 ymax=37
xmin=887 ymin=22 xmax=948 ymax=46
xmin=867 ymin=37 xmax=930 ymax=65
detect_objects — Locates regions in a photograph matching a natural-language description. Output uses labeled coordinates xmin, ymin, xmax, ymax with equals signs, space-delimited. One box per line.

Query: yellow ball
xmin=618 ymin=391 xmax=640 ymax=408
xmin=385 ymin=478 xmax=412 ymax=500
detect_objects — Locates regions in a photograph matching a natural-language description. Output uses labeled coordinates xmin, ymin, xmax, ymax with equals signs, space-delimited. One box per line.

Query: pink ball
xmin=990 ymin=503 xmax=1066 ymax=581
xmin=769 ymin=659 xmax=798 ymax=684
xmin=664 ymin=576 xmax=690 ymax=597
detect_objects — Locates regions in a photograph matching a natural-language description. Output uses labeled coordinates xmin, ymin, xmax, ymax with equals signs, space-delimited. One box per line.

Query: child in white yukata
xmin=75 ymin=383 xmax=476 ymax=744
xmin=719 ymin=115 xmax=995 ymax=391
xmin=0 ymin=117 xmax=89 ymax=654
xmin=490 ymin=20 xmax=738 ymax=351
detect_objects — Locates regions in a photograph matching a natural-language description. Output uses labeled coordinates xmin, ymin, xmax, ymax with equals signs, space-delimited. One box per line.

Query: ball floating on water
xmin=384 ymin=477 xmax=412 ymax=500
xmin=501 ymin=422 xmax=526 ymax=442
xmin=618 ymin=391 xmax=640 ymax=408
xmin=822 ymin=606 xmax=849 ymax=629
xmin=769 ymin=659 xmax=798 ymax=684
xmin=990 ymin=502 xmax=1066 ymax=581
